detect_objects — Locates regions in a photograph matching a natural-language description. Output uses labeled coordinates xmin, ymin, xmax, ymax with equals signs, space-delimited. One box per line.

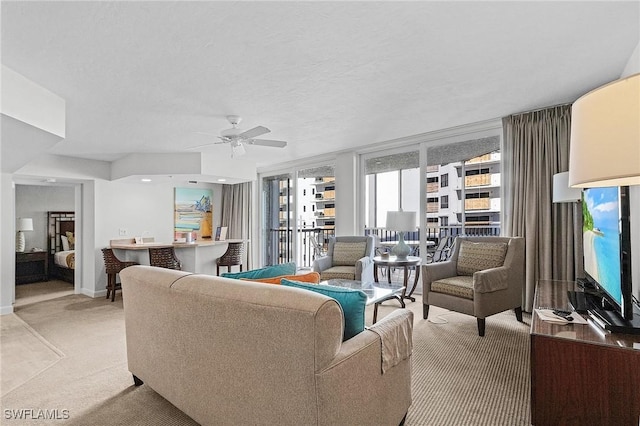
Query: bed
xmin=48 ymin=211 xmax=75 ymax=284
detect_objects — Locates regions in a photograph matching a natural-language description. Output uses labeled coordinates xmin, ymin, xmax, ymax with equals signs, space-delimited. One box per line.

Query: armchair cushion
xmin=282 ymin=279 xmax=367 ymax=341
xmin=320 ymin=266 xmax=357 ymax=280
xmin=332 ymin=242 xmax=367 ymax=266
xmin=456 ymin=241 xmax=508 ymax=276
xmin=221 ymin=262 xmax=296 ymax=279
xmin=431 ymin=276 xmax=474 ymax=300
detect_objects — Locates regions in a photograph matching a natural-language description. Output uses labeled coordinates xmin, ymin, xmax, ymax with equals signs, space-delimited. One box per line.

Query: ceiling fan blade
xmin=239 ymin=126 xmax=270 ymax=139
xmin=186 ymin=143 xmax=215 ymax=150
xmin=246 ymin=139 xmax=288 ymax=148
xmin=193 ymin=131 xmax=218 ymax=137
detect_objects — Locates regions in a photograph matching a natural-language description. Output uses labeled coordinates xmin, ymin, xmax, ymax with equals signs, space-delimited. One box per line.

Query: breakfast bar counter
xmin=111 ymin=238 xmax=245 ymax=275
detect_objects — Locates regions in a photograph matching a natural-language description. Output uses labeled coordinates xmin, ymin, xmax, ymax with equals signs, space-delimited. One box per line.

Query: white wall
xmin=15 ymin=184 xmax=75 ymax=251
xmin=0 ymin=174 xmax=15 ymax=314
xmin=621 ymin=39 xmax=640 ymax=300
xmin=92 ymin=179 xmax=222 ymax=293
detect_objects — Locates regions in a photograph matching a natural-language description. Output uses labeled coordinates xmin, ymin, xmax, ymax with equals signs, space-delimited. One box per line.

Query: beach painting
xmin=582 ymin=187 xmax=621 ymax=303
xmin=174 ymin=187 xmax=213 ymax=240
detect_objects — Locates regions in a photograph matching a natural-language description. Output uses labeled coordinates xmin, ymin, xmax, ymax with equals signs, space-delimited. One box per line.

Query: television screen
xmin=582 ymin=186 xmax=631 ymax=318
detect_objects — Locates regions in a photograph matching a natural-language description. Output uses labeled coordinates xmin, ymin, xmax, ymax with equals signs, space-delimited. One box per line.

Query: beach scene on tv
xmin=582 ymin=187 xmax=622 ymax=304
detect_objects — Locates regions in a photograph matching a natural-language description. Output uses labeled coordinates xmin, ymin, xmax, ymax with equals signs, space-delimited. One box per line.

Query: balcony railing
xmin=267 ymin=225 xmax=500 ymax=268
xmin=465 ymin=174 xmax=491 ymax=187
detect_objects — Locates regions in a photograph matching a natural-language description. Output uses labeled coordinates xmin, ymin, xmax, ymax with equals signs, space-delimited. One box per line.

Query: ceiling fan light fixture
xmin=231 ymin=141 xmax=246 ymax=158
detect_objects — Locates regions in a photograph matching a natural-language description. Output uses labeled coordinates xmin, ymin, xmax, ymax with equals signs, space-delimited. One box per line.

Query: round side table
xmin=373 ymin=255 xmax=421 ymax=302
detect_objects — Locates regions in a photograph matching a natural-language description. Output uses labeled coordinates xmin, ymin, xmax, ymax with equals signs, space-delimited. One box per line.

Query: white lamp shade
xmin=568 ymin=73 xmax=640 ymax=188
xmin=385 ymin=211 xmax=416 ymax=231
xmin=553 ymin=172 xmax=582 ymax=203
xmin=18 ymin=218 xmax=33 ymax=231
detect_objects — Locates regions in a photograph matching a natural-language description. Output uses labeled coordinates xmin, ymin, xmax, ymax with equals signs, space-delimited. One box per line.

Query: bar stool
xmin=148 ymin=247 xmax=182 ymax=270
xmin=101 ymin=248 xmax=138 ymax=302
xmin=217 ymin=242 xmax=245 ymax=275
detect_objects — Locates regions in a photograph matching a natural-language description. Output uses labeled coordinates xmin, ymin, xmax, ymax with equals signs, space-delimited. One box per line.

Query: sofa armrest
xmin=473 ymin=266 xmax=509 ymax=293
xmin=315 ymin=313 xmax=412 ymax=425
xmin=422 ymin=260 xmax=457 ymax=291
xmin=312 ymin=256 xmax=332 ymax=273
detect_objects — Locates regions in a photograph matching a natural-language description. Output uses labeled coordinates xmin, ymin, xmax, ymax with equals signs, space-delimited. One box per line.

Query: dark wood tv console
xmin=530 ymin=280 xmax=640 ymax=425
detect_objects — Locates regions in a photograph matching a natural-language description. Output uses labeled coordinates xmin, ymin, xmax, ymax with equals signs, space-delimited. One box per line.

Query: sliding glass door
xmin=263 ymin=174 xmax=293 ymax=266
xmin=262 ymin=164 xmax=336 ymax=268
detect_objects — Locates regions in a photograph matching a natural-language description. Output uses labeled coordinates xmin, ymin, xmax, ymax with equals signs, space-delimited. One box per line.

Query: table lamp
xmin=386 ymin=211 xmax=416 ymax=259
xmin=552 ymin=172 xmax=582 ymax=203
xmin=568 ymin=73 xmax=639 ymax=188
xmin=16 ymin=217 xmax=33 ymax=252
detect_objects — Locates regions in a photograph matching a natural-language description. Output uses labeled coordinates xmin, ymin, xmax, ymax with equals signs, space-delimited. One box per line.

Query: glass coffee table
xmin=321 ymin=279 xmax=405 ymax=323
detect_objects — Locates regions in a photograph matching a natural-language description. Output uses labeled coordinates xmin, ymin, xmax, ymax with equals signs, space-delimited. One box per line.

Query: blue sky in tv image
xmin=583 ymin=187 xmax=622 ymax=304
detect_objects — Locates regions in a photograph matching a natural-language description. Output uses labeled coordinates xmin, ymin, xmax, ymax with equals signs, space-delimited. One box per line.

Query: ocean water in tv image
xmin=583 ymin=187 xmax=621 ymax=304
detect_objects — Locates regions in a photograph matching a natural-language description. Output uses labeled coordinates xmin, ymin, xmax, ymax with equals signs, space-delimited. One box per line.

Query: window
xmin=441 ymin=173 xmax=449 ymax=188
xmin=427 ymin=197 xmax=438 ymax=203
xmin=465 ymin=168 xmax=490 ymax=176
xmin=440 ymin=216 xmax=449 ymax=226
xmin=465 ymin=192 xmax=490 ymax=199
xmin=427 ymin=218 xmax=439 ymax=224
xmin=441 ymin=195 xmax=449 ymax=209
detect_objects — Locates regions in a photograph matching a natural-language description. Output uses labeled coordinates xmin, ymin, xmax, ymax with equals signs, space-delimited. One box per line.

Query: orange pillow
xmin=241 ymin=271 xmax=321 ymax=285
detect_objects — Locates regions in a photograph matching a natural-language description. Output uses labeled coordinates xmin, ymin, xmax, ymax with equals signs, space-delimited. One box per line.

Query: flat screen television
xmin=581 ymin=185 xmax=633 ymax=320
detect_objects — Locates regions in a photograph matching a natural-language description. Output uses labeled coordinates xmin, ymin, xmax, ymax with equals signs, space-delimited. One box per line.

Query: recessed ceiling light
xmin=217 ymin=178 xmax=227 ymax=182
xmin=141 ymin=178 xmax=152 ymax=182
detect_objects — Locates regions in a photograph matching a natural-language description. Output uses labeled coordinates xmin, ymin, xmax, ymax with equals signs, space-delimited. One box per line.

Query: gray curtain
xmin=220 ymin=182 xmax=252 ymax=270
xmin=502 ymin=104 xmax=580 ymax=312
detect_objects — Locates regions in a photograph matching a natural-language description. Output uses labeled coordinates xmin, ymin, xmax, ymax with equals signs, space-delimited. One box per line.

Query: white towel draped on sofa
xmin=368 ymin=309 xmax=413 ymax=373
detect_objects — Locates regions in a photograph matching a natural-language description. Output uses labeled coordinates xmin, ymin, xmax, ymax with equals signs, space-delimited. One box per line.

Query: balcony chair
xmin=148 ymin=247 xmax=182 ymax=270
xmin=422 ymin=235 xmax=525 ymax=336
xmin=216 ymin=241 xmax=245 ymax=275
xmin=426 ymin=236 xmax=453 ymax=263
xmin=312 ymin=235 xmax=375 ymax=282
xmin=101 ymin=248 xmax=138 ymax=302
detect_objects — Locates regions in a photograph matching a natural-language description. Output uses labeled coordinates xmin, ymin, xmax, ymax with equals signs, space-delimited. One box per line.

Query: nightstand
xmin=16 ymin=251 xmax=48 ymax=284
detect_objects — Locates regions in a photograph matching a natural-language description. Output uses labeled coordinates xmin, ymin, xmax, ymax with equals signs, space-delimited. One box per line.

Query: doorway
xmin=14 ymin=183 xmax=78 ymax=307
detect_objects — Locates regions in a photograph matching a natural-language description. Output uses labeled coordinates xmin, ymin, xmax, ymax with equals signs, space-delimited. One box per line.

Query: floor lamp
xmin=16 ymin=217 xmax=34 ymax=253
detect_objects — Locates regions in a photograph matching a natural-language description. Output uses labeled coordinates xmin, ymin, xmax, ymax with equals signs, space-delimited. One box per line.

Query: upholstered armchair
xmin=422 ymin=236 xmax=525 ymax=336
xmin=312 ymin=236 xmax=375 ymax=282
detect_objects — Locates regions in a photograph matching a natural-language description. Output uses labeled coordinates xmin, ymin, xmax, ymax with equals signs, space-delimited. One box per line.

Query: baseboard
xmin=80 ymin=288 xmax=107 ymax=298
xmin=0 ymin=304 xmax=15 ymax=315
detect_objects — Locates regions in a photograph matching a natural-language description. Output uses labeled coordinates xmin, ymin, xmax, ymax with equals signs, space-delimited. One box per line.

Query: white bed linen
xmin=54 ymin=250 xmax=75 ymax=268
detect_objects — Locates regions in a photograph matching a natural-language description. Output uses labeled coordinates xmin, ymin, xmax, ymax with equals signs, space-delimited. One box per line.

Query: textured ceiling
xmin=2 ymin=1 xmax=639 ymax=169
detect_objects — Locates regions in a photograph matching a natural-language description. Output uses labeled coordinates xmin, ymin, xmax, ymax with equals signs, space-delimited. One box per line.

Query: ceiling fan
xmin=193 ymin=115 xmax=287 ymax=158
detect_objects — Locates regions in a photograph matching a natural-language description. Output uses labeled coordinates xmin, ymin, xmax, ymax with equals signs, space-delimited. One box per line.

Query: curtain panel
xmin=502 ymin=104 xmax=581 ymax=311
xmin=220 ymin=182 xmax=252 ymax=270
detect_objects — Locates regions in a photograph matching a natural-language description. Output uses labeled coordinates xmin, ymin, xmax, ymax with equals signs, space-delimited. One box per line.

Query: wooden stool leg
xmin=111 ymin=274 xmax=117 ymax=302
xmin=106 ymin=274 xmax=113 ymax=299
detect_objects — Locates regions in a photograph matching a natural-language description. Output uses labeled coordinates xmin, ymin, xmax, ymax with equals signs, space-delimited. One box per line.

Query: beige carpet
xmin=1 ymin=290 xmax=531 ymax=425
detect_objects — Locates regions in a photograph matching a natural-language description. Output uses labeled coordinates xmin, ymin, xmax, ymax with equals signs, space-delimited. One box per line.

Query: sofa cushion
xmin=431 ymin=276 xmax=475 ymax=300
xmin=456 ymin=241 xmax=508 ymax=276
xmin=241 ymin=271 xmax=320 ymax=285
xmin=332 ymin=242 xmax=367 ymax=266
xmin=281 ymin=279 xmax=367 ymax=341
xmin=221 ymin=262 xmax=296 ymax=279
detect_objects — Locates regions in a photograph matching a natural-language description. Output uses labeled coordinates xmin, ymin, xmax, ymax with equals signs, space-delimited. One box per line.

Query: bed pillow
xmin=65 ymin=232 xmax=75 ymax=250
xmin=281 ymin=279 xmax=367 ymax=341
xmin=61 ymin=235 xmax=70 ymax=251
